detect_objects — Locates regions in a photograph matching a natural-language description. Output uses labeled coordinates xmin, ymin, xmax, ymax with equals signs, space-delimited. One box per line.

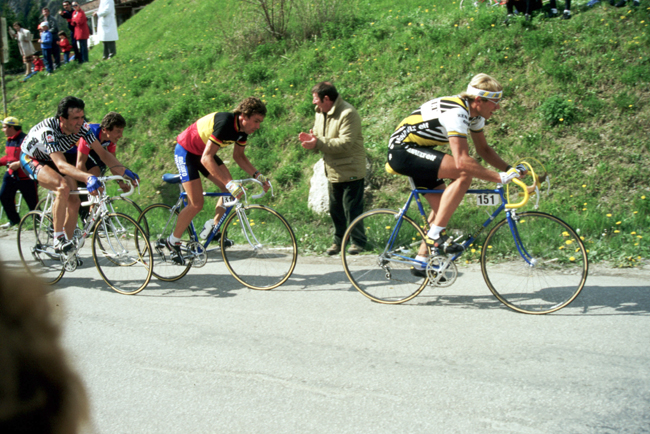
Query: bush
xmin=537 ymin=96 xmax=578 ymax=127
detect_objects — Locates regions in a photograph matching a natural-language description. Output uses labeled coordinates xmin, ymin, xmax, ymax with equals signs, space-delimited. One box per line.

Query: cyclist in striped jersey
xmin=20 ymin=96 xmax=138 ymax=253
xmin=386 ymin=74 xmax=525 ymax=271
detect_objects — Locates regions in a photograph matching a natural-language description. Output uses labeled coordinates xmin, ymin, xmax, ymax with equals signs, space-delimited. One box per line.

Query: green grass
xmin=1 ymin=0 xmax=649 ymax=266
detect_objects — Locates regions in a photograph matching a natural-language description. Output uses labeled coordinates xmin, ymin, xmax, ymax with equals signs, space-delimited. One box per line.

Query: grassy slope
xmin=3 ymin=0 xmax=649 ymax=265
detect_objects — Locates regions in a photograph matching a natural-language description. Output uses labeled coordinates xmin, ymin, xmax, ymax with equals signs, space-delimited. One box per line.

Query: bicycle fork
xmin=235 ymin=207 xmax=261 ymax=250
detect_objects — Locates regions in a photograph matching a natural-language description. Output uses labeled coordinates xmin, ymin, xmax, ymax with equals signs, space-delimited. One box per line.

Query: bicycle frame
xmin=388 ymin=177 xmax=534 ymax=270
xmin=162 ymin=176 xmax=270 ymax=254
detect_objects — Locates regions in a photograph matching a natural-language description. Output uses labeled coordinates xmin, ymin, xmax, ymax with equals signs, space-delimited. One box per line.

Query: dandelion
xmin=614 ymin=230 xmax=620 ymax=233
xmin=631 ymin=232 xmax=637 ymax=235
xmin=607 ymin=213 xmax=612 ymax=217
xmin=616 ymin=221 xmax=621 ymax=225
xmin=559 ymin=118 xmax=564 ymax=122
xmin=569 ymin=256 xmax=576 ymax=262
xmin=582 ymin=185 xmax=586 ymax=188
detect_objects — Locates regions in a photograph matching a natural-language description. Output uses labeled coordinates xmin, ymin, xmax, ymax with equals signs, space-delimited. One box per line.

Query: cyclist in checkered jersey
xmin=386 ymin=74 xmax=525 ymax=269
xmin=20 ymin=96 xmax=139 ymax=253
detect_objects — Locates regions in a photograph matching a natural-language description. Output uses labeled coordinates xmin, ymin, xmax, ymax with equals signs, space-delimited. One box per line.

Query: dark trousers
xmin=507 ymin=0 xmax=543 ymax=14
xmin=52 ymin=42 xmax=61 ymax=68
xmin=0 ymin=172 xmax=39 ymax=225
xmin=77 ymin=39 xmax=88 ymax=63
xmin=103 ymin=41 xmax=116 ymax=59
xmin=42 ymin=47 xmax=54 ymax=72
xmin=70 ymin=34 xmax=80 ymax=61
xmin=329 ymin=178 xmax=366 ymax=247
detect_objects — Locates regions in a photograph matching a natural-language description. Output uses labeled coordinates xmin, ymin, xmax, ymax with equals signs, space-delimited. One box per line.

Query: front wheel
xmin=17 ymin=210 xmax=65 ymax=284
xmin=221 ymin=205 xmax=297 ymax=290
xmin=92 ymin=212 xmax=153 ymax=295
xmin=138 ymin=203 xmax=193 ymax=282
xmin=341 ymin=209 xmax=430 ymax=304
xmin=480 ymin=211 xmax=588 ymax=314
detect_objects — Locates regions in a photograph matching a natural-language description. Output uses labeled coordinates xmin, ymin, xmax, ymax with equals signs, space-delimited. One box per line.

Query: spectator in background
xmin=94 ymin=0 xmax=118 ymax=59
xmin=504 ymin=0 xmax=543 ymax=22
xmin=9 ymin=22 xmax=36 ymax=78
xmin=70 ymin=2 xmax=89 ymax=64
xmin=298 ymin=82 xmax=367 ymax=256
xmin=38 ymin=22 xmax=54 ymax=74
xmin=58 ymin=31 xmax=73 ymax=64
xmin=0 ymin=117 xmax=38 ymax=229
xmin=0 ymin=263 xmax=90 ymax=434
xmin=33 ymin=55 xmax=45 ymax=72
xmin=549 ymin=0 xmax=572 ymax=19
xmin=59 ymin=1 xmax=80 ymax=63
xmin=42 ymin=8 xmax=61 ymax=70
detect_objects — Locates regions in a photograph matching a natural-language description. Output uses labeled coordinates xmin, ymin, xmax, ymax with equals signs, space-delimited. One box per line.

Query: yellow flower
xmin=565 ymin=240 xmax=573 ymax=245
xmin=607 ymin=213 xmax=612 ymax=217
xmin=616 ymin=221 xmax=622 ymax=225
xmin=385 ymin=226 xmax=391 ymax=230
xmin=631 ymin=232 xmax=637 ymax=235
xmin=569 ymin=257 xmax=576 ymax=262
xmin=614 ymin=230 xmax=620 ymax=234
xmin=562 ymin=231 xmax=570 ymax=237
xmin=559 ymin=118 xmax=564 ymax=122
xmin=582 ymin=185 xmax=586 ymax=188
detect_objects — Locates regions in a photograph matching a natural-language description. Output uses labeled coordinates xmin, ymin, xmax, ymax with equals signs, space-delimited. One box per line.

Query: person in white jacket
xmin=10 ymin=22 xmax=36 ymax=77
xmin=93 ymin=0 xmax=118 ymax=59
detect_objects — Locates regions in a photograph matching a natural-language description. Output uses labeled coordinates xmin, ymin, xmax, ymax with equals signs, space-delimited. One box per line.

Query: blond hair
xmin=460 ymin=73 xmax=503 ymax=101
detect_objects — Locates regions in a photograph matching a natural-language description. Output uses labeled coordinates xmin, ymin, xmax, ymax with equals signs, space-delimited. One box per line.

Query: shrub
xmin=537 ymin=96 xmax=578 ymax=127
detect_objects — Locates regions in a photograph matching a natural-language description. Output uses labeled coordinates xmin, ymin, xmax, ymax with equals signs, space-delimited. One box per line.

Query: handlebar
xmin=222 ymin=178 xmax=273 ymax=207
xmin=80 ymin=175 xmax=136 ymax=206
xmin=504 ymin=160 xmax=541 ymax=210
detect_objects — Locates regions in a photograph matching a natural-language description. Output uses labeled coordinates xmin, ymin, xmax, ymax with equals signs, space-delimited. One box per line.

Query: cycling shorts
xmin=85 ymin=150 xmax=107 ymax=174
xmin=386 ymin=144 xmax=446 ymax=190
xmin=174 ymin=143 xmax=224 ymax=183
xmin=20 ymin=152 xmax=77 ymax=181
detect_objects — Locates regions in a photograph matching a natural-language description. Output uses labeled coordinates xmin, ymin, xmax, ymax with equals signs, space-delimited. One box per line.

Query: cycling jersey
xmin=21 ymin=117 xmax=97 ymax=162
xmin=176 ymin=112 xmax=248 ymax=155
xmin=77 ymin=124 xmax=116 ymax=155
xmin=388 ymin=96 xmax=485 ymax=149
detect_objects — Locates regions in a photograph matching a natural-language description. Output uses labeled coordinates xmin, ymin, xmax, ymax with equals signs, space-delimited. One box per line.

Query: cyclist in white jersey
xmin=386 ymin=74 xmax=525 ymax=272
xmin=20 ymin=96 xmax=138 ymax=253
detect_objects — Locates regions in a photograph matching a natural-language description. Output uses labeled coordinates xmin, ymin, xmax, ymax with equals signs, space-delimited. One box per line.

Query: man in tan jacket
xmin=299 ymin=82 xmax=366 ymax=255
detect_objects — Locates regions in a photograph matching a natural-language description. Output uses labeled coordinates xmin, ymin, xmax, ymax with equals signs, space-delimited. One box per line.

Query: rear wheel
xmin=138 ymin=204 xmax=193 ymax=281
xmin=341 ymin=209 xmax=429 ymax=304
xmin=17 ymin=211 xmax=64 ymax=284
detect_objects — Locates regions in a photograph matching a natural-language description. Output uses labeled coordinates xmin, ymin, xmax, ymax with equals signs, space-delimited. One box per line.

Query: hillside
xmin=2 ymin=0 xmax=649 ymax=265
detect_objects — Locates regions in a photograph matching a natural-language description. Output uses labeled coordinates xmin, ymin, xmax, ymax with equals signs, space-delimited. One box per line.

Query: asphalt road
xmin=1 ymin=232 xmax=649 ymax=434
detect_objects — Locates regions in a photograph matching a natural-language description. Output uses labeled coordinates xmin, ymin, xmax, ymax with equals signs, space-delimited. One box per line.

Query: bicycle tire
xmin=341 ymin=209 xmax=430 ymax=304
xmin=17 ymin=210 xmax=65 ymax=285
xmin=138 ymin=203 xmax=193 ymax=282
xmin=92 ymin=212 xmax=153 ymax=295
xmin=221 ymin=205 xmax=297 ymax=290
xmin=480 ymin=211 xmax=588 ymax=314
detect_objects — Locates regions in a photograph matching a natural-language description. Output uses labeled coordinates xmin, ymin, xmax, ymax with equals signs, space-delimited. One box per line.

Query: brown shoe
xmin=347 ymin=244 xmax=363 ymax=255
xmin=326 ymin=243 xmax=341 ymax=255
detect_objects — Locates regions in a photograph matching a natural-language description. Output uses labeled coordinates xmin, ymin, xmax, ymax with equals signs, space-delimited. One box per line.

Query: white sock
xmin=551 ymin=8 xmax=558 ymax=13
xmin=54 ymin=231 xmax=65 ymax=239
xmin=426 ymin=225 xmax=445 ymax=240
xmin=168 ymin=234 xmax=181 ymax=244
xmin=414 ymin=255 xmax=428 ymax=270
xmin=564 ymin=9 xmax=571 ymax=14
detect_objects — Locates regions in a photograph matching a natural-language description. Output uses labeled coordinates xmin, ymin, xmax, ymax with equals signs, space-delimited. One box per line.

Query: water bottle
xmin=199 ymin=220 xmax=214 ymax=240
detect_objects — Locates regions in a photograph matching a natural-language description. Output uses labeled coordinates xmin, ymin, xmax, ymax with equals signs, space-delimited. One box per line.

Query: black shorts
xmin=85 ymin=150 xmax=107 ymax=175
xmin=174 ymin=143 xmax=224 ymax=183
xmin=386 ymin=144 xmax=446 ymax=190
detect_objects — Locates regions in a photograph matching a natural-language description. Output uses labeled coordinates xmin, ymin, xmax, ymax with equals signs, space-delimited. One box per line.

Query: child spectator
xmin=58 ymin=31 xmax=72 ymax=64
xmin=33 ymin=55 xmax=44 ymax=72
xmin=38 ymin=22 xmax=54 ymax=73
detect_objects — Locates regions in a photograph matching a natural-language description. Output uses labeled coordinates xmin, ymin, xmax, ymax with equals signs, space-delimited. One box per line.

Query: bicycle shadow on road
xmin=413 ymin=283 xmax=650 ymax=315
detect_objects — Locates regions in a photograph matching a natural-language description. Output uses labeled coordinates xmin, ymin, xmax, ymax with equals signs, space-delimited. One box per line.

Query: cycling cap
xmin=3 ymin=116 xmax=21 ymax=126
xmin=466 ymin=85 xmax=502 ymax=101
xmin=40 ymin=21 xmax=49 ymax=28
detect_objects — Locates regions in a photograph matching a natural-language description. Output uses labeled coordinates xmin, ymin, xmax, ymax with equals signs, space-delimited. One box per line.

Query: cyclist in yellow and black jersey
xmin=386 ymin=74 xmax=525 ymax=271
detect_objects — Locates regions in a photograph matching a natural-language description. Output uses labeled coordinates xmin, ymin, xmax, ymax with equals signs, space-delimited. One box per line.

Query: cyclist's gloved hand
xmin=226 ymin=180 xmax=244 ymax=198
xmin=255 ymin=173 xmax=268 ymax=183
xmin=124 ymin=169 xmax=140 ymax=184
xmin=86 ymin=175 xmax=101 ymax=194
xmin=515 ymin=164 xmax=528 ymax=176
xmin=499 ymin=167 xmax=521 ymax=185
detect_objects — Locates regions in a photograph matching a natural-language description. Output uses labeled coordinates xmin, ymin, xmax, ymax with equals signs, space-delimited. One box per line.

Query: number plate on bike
xmin=476 ymin=194 xmax=501 ymax=206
